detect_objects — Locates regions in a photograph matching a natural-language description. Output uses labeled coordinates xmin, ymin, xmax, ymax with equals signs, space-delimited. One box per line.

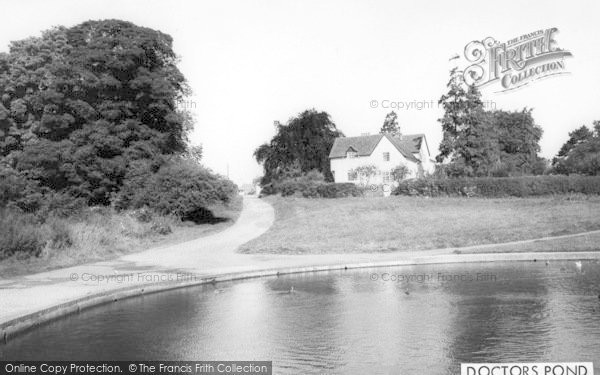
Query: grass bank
xmin=0 ymin=197 xmax=243 ymax=278
xmin=239 ymin=195 xmax=600 ymax=254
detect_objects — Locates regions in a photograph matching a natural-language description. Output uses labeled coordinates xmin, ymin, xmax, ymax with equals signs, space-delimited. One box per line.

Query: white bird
xmin=575 ymin=261 xmax=582 ymax=271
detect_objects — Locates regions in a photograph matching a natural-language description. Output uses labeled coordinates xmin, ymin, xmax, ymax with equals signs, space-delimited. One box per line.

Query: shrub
xmin=302 ymin=169 xmax=326 ymax=182
xmin=278 ymin=180 xmax=320 ymax=197
xmin=391 ymin=165 xmax=410 ymax=182
xmin=349 ymin=165 xmax=379 ymax=185
xmin=131 ymin=207 xmax=154 ymax=223
xmin=113 ymin=159 xmax=238 ymax=219
xmin=392 ymin=175 xmax=600 ymax=197
xmin=320 ymin=182 xmax=363 ymax=197
xmin=260 ymin=174 xmax=363 ymax=198
xmin=0 ymin=210 xmax=45 ymax=260
xmin=46 ymin=218 xmax=73 ymax=249
xmin=0 ymin=167 xmax=89 ymax=219
xmin=38 ymin=192 xmax=87 ymax=219
xmin=150 ymin=217 xmax=173 ymax=235
xmin=259 ymin=183 xmax=278 ymax=196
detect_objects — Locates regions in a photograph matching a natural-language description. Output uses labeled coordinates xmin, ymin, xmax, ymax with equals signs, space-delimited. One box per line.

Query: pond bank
xmin=2 ymin=196 xmax=600 ymax=342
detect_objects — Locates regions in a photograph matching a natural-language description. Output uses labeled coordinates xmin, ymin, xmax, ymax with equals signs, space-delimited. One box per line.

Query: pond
xmin=2 ymin=261 xmax=600 ymax=374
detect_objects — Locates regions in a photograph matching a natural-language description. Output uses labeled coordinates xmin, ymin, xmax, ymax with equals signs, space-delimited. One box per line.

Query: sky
xmin=1 ymin=0 xmax=599 ymax=185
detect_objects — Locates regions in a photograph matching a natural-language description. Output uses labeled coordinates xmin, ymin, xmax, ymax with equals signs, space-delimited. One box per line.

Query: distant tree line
xmin=437 ymin=69 xmax=600 ymax=177
xmin=436 ymin=69 xmax=546 ymax=177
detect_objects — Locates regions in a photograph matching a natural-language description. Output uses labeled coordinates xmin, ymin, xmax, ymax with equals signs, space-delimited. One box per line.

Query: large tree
xmin=254 ymin=109 xmax=343 ymax=183
xmin=437 ymin=68 xmax=499 ymax=175
xmin=552 ymin=121 xmax=600 ymax=175
xmin=491 ymin=108 xmax=543 ymax=174
xmin=0 ymin=20 xmax=191 ymax=204
xmin=437 ymin=68 xmax=486 ymax=164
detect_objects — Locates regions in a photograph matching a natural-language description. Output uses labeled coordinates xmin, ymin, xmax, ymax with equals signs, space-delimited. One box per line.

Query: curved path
xmin=1 ymin=196 xmax=600 ymax=341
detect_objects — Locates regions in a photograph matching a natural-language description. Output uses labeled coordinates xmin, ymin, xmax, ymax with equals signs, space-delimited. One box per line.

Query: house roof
xmin=389 ymin=134 xmax=428 ymax=155
xmin=329 ymin=134 xmax=382 ymax=158
xmin=329 ymin=133 xmax=425 ymax=162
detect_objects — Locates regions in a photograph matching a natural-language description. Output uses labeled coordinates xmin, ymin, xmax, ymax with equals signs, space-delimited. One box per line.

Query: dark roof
xmin=329 ymin=133 xmax=424 ymax=162
xmin=389 ymin=134 xmax=427 ymax=155
xmin=328 ymin=134 xmax=382 ymax=158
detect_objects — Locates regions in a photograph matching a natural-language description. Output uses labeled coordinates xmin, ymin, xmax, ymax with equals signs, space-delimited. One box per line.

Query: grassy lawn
xmin=239 ymin=195 xmax=600 ymax=254
xmin=0 ymin=197 xmax=243 ymax=278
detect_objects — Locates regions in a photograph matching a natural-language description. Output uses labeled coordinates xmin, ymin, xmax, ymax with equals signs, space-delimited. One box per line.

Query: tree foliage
xmin=254 ymin=109 xmax=343 ymax=184
xmin=0 ymin=20 xmax=192 ymax=205
xmin=552 ymin=121 xmax=600 ymax=175
xmin=380 ymin=111 xmax=400 ymax=136
xmin=437 ymin=68 xmax=485 ymax=164
xmin=436 ymin=69 xmax=543 ymax=177
xmin=492 ymin=108 xmax=543 ymax=174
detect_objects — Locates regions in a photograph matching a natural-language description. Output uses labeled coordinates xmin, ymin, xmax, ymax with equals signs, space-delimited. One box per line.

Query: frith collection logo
xmin=461 ymin=27 xmax=573 ymax=92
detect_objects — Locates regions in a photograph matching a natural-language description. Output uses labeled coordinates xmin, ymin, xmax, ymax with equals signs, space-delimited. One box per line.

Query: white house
xmin=328 ymin=133 xmax=435 ymax=185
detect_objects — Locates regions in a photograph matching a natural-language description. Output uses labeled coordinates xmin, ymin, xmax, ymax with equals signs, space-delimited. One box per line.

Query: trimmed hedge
xmin=261 ymin=180 xmax=364 ymax=198
xmin=316 ymin=182 xmax=364 ymax=198
xmin=393 ymin=175 xmax=600 ymax=197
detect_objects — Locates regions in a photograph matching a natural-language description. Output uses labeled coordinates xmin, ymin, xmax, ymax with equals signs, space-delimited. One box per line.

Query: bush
xmin=0 ymin=167 xmax=89 ymax=220
xmin=0 ymin=210 xmax=45 ymax=260
xmin=316 ymin=183 xmax=364 ymax=198
xmin=113 ymin=159 xmax=238 ymax=219
xmin=150 ymin=217 xmax=172 ymax=235
xmin=46 ymin=218 xmax=74 ymax=249
xmin=391 ymin=165 xmax=410 ymax=182
xmin=38 ymin=192 xmax=87 ymax=219
xmin=131 ymin=207 xmax=154 ymax=223
xmin=393 ymin=175 xmax=600 ymax=198
xmin=260 ymin=173 xmax=363 ymax=198
xmin=279 ymin=180 xmax=320 ymax=197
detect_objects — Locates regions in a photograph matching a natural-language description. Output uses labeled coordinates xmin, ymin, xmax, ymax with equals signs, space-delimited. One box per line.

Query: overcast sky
xmin=1 ymin=0 xmax=599 ymax=184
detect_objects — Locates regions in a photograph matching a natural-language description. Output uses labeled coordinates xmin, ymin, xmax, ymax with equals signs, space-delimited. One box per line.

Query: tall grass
xmin=0 ymin=210 xmax=45 ymax=260
xmin=0 ymin=207 xmax=178 ymax=262
xmin=0 ymin=196 xmax=243 ymax=277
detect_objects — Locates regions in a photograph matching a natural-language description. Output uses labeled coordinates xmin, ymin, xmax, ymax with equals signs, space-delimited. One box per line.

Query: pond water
xmin=2 ymin=261 xmax=600 ymax=374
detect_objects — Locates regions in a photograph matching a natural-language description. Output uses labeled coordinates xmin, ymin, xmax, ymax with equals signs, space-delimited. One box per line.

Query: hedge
xmin=393 ymin=175 xmax=600 ymax=197
xmin=261 ymin=180 xmax=364 ymax=198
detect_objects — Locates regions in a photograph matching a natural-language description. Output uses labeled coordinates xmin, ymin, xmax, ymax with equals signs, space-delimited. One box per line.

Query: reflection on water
xmin=1 ymin=261 xmax=600 ymax=374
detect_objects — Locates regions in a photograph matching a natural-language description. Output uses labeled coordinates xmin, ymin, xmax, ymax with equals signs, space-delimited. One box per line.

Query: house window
xmin=383 ymin=171 xmax=391 ymax=183
xmin=347 ymin=150 xmax=358 ymax=158
xmin=383 ymin=152 xmax=390 ymax=161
